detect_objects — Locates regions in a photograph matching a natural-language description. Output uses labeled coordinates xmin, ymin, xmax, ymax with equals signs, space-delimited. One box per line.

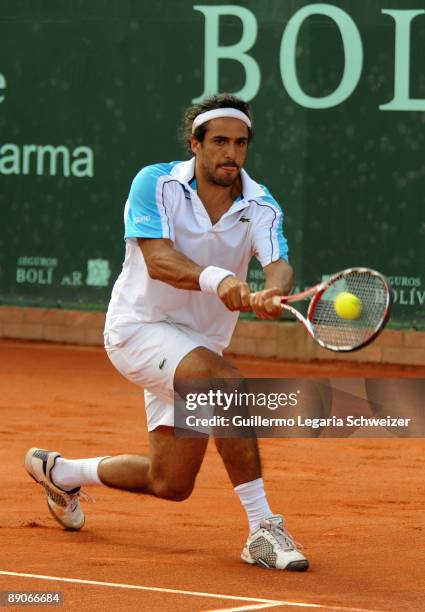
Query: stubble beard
xmin=203 ymin=161 xmax=240 ymax=188
xmin=211 ymin=174 xmax=236 ymax=187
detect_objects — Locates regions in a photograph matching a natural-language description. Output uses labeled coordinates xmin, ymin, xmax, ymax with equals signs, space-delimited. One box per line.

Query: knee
xmin=214 ymin=364 xmax=244 ymax=381
xmin=152 ymin=479 xmax=194 ymax=502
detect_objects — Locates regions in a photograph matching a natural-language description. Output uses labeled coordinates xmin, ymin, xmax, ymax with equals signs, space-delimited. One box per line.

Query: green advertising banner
xmin=0 ymin=1 xmax=424 ymax=328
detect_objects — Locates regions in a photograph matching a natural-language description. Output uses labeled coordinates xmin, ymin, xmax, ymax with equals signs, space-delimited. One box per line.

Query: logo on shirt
xmin=239 ymin=216 xmax=250 ymax=223
xmin=159 ymin=358 xmax=167 ymax=370
xmin=135 ymin=215 xmax=151 ymax=223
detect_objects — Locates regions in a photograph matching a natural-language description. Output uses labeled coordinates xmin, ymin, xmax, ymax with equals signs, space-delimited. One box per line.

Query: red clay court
xmin=1 ymin=339 xmax=424 ymax=611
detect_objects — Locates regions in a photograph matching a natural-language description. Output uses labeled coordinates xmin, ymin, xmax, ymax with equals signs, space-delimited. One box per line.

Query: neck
xmin=194 ymin=165 xmax=242 ymax=224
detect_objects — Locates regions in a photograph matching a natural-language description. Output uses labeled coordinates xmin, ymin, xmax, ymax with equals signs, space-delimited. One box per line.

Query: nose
xmin=224 ymin=143 xmax=237 ymax=160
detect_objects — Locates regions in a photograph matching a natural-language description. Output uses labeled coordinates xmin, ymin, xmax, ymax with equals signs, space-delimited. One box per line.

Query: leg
xmin=101 ymin=343 xmax=308 ymax=570
xmin=214 ymin=437 xmax=261 ymax=487
xmin=54 ymin=345 xmax=243 ymax=499
xmin=98 ymin=426 xmax=208 ymax=500
xmin=173 ymin=352 xmax=309 ymax=572
xmin=46 ymin=344 xmax=243 ymax=502
xmin=99 ymin=345 xmax=242 ymax=498
xmin=174 ymin=349 xmax=273 ymax=535
xmin=173 ymin=347 xmax=263 ymax=486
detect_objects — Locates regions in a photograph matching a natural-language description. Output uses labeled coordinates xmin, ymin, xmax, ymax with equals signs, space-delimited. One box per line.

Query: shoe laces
xmin=68 ymin=489 xmax=94 ymax=511
xmin=263 ymin=519 xmax=304 ymax=552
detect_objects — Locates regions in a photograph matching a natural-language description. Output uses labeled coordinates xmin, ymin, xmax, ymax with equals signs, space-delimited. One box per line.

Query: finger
xmin=250 ymin=292 xmax=261 ymax=311
xmin=253 ymin=287 xmax=282 ymax=310
xmin=263 ymin=304 xmax=284 ymax=321
xmin=240 ymin=284 xmax=251 ymax=310
xmin=265 ymin=297 xmax=284 ymax=313
xmin=251 ymin=301 xmax=274 ymax=320
xmin=251 ymin=292 xmax=261 ymax=313
xmin=230 ymin=284 xmax=250 ymax=311
xmin=255 ymin=309 xmax=275 ymax=320
xmin=250 ymin=293 xmax=263 ymax=316
xmin=252 ymin=298 xmax=283 ymax=320
xmin=250 ymin=288 xmax=281 ymax=318
xmin=229 ymin=287 xmax=243 ymax=311
xmin=259 ymin=286 xmax=282 ymax=300
xmin=221 ymin=289 xmax=239 ymax=311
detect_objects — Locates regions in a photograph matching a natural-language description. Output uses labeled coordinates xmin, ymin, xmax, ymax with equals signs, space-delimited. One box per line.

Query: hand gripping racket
xmin=272 ymin=267 xmax=393 ymax=352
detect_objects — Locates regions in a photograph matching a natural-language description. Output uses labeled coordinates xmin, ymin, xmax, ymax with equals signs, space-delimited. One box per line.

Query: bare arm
xmin=137 ymin=238 xmax=251 ymax=311
xmin=138 ymin=238 xmax=202 ymax=290
xmin=251 ymin=259 xmax=294 ymax=320
xmin=263 ymin=258 xmax=294 ymax=295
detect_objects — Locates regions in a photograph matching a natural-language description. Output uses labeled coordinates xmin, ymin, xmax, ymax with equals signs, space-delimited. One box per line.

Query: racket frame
xmin=279 ymin=267 xmax=393 ymax=352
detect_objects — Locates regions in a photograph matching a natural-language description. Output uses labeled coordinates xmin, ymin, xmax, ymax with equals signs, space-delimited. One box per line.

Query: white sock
xmin=51 ymin=457 xmax=108 ymax=491
xmin=234 ymin=477 xmax=273 ymax=533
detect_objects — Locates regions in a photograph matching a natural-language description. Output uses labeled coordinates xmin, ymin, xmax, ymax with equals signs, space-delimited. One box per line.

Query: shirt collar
xmin=170 ymin=157 xmax=266 ymax=201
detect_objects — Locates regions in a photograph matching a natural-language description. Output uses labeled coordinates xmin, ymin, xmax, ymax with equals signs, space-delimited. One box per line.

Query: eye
xmin=215 ymin=138 xmax=226 ymax=146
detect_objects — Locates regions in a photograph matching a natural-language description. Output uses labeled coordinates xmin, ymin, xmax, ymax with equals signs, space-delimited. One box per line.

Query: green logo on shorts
xmin=159 ymin=358 xmax=167 ymax=370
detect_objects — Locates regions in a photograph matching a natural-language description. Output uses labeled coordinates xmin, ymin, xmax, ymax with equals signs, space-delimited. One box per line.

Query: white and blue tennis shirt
xmin=106 ymin=158 xmax=288 ymax=352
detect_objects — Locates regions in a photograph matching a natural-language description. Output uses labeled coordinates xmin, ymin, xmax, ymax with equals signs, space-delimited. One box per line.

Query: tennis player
xmin=25 ymin=93 xmax=308 ymax=571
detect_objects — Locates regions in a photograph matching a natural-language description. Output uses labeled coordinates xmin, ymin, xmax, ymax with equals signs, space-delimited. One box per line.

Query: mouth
xmin=218 ymin=164 xmax=239 ymax=172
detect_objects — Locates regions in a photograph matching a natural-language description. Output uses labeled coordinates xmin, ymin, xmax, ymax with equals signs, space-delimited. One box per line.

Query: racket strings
xmin=310 ymin=272 xmax=389 ymax=350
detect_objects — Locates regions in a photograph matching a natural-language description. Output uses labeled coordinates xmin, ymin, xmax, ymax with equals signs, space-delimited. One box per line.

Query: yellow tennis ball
xmin=334 ymin=292 xmax=362 ymax=320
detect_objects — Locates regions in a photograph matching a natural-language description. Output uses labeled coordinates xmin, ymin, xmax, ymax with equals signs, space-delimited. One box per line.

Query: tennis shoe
xmin=241 ymin=515 xmax=309 ymax=571
xmin=24 ymin=448 xmax=86 ymax=531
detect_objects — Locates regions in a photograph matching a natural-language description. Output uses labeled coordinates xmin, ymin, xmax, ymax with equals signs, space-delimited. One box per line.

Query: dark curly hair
xmin=181 ymin=93 xmax=254 ymax=153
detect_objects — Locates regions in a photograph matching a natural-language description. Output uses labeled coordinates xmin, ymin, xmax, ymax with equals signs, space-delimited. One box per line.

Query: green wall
xmin=0 ymin=1 xmax=424 ymax=328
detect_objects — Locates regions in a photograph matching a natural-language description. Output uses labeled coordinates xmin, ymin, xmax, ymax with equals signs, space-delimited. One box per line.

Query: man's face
xmin=191 ymin=117 xmax=249 ymax=187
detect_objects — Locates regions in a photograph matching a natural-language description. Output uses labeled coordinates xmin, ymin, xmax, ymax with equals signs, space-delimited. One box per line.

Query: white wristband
xmin=199 ymin=266 xmax=235 ymax=295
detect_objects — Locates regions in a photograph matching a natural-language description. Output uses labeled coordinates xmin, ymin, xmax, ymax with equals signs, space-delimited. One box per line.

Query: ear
xmin=190 ymin=135 xmax=201 ymax=156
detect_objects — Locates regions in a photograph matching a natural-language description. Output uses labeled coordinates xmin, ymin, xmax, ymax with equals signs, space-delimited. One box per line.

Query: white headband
xmin=192 ymin=108 xmax=252 ymax=133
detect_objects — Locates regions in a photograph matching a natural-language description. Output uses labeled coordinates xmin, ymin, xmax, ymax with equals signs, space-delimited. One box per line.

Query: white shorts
xmin=104 ymin=321 xmax=219 ymax=431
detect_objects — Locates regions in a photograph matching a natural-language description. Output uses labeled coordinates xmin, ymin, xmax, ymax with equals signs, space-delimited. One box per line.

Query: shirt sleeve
xmin=124 ymin=164 xmax=174 ymax=240
xmin=252 ymin=193 xmax=289 ymax=267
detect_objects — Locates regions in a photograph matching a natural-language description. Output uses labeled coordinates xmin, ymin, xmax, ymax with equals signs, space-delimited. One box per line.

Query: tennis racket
xmin=272 ymin=267 xmax=392 ymax=352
